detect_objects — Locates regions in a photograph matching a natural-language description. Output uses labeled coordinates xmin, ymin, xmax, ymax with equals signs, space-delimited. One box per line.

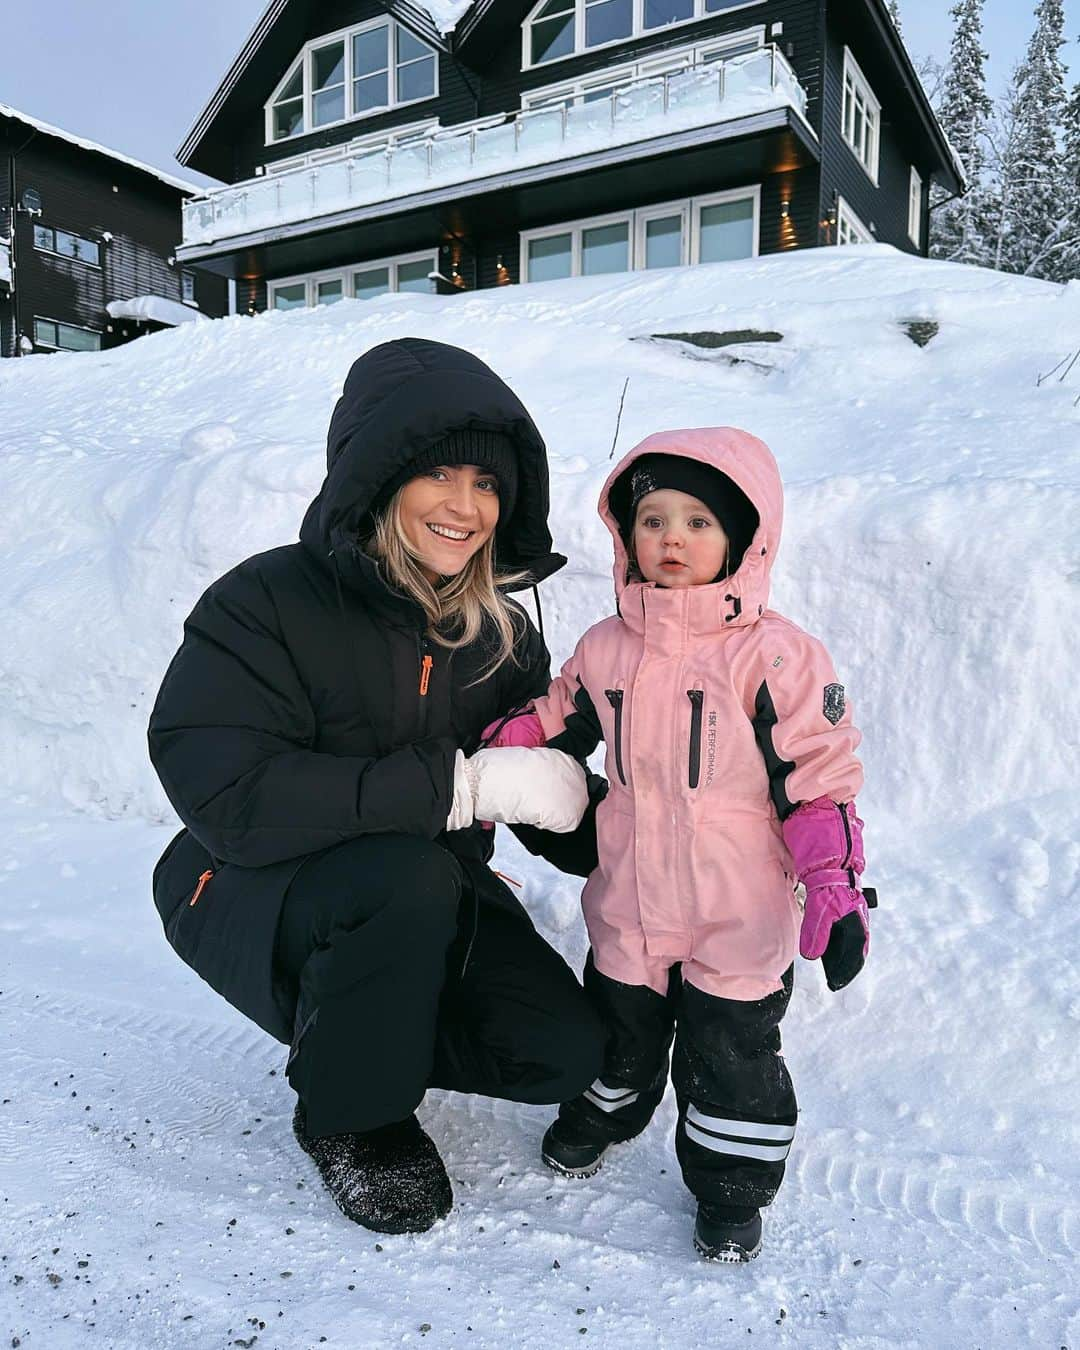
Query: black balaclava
xmin=370 ymin=427 xmax=520 ymax=523
xmin=610 ymin=452 xmax=760 ymax=578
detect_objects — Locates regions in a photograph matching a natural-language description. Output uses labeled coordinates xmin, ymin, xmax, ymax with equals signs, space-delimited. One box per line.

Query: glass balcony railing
xmin=181 ymin=46 xmax=809 ymax=249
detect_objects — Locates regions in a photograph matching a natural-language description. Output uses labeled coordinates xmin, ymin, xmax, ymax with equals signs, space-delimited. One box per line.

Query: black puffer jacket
xmin=148 ymin=339 xmax=595 ymax=1044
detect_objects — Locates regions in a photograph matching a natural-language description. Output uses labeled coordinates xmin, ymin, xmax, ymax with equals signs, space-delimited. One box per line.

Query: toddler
xmin=488 ymin=429 xmax=872 ymax=1262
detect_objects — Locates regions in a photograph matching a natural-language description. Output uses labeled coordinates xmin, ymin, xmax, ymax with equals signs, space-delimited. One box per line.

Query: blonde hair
xmin=367 ymin=489 xmax=529 ymax=680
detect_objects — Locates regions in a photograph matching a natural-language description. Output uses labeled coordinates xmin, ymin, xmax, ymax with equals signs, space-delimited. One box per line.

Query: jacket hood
xmin=599 ymin=428 xmax=783 ymax=630
xmin=299 ymin=338 xmax=565 ymax=590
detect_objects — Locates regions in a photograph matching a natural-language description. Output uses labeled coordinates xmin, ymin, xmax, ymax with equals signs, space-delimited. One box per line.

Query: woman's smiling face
xmin=397 ymin=464 xmax=501 ymax=582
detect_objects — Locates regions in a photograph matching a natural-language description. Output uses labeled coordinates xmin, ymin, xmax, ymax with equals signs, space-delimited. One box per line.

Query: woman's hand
xmin=445 ymin=748 xmax=589 ymax=833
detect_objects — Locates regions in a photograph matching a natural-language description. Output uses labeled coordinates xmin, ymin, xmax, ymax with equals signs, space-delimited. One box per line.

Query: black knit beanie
xmin=610 ymin=453 xmax=760 ymax=576
xmin=372 ymin=428 xmax=520 ymax=521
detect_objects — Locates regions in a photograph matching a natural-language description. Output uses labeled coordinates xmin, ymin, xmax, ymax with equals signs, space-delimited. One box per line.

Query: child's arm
xmin=751 ymin=625 xmax=869 ymax=990
xmin=483 ymin=637 xmax=604 ymax=761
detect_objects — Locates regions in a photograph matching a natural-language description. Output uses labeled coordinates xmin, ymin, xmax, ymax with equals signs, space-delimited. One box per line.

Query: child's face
xmin=632 ymin=489 xmax=729 ymax=588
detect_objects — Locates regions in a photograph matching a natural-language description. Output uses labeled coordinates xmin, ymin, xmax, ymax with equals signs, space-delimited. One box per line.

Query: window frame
xmin=265 ymin=18 xmax=439 ymax=146
xmin=835 ymin=195 xmax=874 ymax=246
xmin=520 ymin=184 xmax=760 ymax=282
xmin=181 ymin=269 xmax=198 ymax=306
xmin=520 ymin=26 xmax=765 ymax=108
xmin=32 ymin=224 xmax=102 ymax=269
xmin=840 ymin=47 xmax=881 ymax=185
xmin=908 ymin=166 xmax=923 ymax=248
xmin=266 ymin=248 xmax=439 ymax=310
xmin=32 ymin=316 xmax=103 ymax=351
xmin=521 ymin=0 xmax=766 ymax=71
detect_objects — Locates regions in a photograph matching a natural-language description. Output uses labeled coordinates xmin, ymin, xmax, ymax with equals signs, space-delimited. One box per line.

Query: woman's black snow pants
xmin=274 ymin=833 xmax=606 ymax=1139
xmin=558 ymin=956 xmax=798 ymax=1210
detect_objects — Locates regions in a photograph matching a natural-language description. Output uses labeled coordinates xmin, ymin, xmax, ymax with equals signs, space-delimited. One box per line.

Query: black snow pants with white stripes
xmin=557 ymin=956 xmax=797 ymax=1209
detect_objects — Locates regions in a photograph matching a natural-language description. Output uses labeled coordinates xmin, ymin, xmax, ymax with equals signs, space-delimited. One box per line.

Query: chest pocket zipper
xmin=604 ymin=688 xmax=627 ymax=785
xmin=687 ymin=689 xmax=704 ymax=789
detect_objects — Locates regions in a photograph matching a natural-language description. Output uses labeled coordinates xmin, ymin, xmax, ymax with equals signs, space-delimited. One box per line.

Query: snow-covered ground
xmin=1 ymin=247 xmax=1078 ymax=1349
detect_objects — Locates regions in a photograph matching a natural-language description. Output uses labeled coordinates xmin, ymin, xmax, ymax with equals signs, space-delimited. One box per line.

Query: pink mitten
xmin=782 ymin=797 xmax=870 ymax=990
xmin=481 ymin=709 xmax=547 ymax=749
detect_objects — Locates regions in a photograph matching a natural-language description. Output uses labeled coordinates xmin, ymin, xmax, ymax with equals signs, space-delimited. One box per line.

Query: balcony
xmin=181 ymin=46 xmax=811 ymax=251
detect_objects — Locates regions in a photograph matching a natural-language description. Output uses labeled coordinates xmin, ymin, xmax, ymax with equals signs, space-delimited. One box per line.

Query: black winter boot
xmin=693 ymin=1203 xmax=763 ymax=1263
xmin=293 ymin=1102 xmax=452 ymax=1234
xmin=541 ymin=1075 xmax=665 ymax=1178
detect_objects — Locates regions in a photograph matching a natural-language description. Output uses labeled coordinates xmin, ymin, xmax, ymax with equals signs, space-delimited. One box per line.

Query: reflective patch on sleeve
xmin=823 ymin=683 xmax=846 ymax=725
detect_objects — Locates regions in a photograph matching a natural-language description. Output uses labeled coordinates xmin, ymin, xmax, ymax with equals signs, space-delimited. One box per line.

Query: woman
xmin=148 ymin=338 xmax=605 ymax=1235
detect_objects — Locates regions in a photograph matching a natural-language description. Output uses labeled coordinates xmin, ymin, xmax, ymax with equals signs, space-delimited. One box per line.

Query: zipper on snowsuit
xmin=604 ymin=688 xmax=627 ymax=785
xmin=838 ymin=803 xmax=856 ymax=888
xmin=686 ymin=689 xmax=704 ymax=788
xmin=188 ymin=869 xmax=214 ymax=907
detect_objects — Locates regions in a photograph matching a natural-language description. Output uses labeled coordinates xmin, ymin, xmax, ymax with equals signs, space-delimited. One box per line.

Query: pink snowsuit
xmin=533 ymin=429 xmax=863 ymax=1002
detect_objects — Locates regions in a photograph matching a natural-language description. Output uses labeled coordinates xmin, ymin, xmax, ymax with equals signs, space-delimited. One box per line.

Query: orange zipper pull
xmin=419 ymin=654 xmax=433 ymax=696
xmin=493 ymin=870 xmax=523 ymax=889
xmin=189 ymin=869 xmax=214 ymax=907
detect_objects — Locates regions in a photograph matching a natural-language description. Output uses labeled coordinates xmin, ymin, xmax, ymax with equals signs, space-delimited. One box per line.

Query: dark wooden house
xmin=173 ymin=0 xmax=962 ymax=313
xmin=1 ymin=104 xmax=227 ymax=358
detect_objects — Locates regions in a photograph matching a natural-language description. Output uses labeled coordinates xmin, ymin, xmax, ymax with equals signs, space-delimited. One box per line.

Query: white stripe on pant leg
xmin=583 ymin=1078 xmax=641 ymax=1113
xmin=683 ymin=1118 xmax=792 ymax=1162
xmin=686 ymin=1104 xmax=796 ymax=1142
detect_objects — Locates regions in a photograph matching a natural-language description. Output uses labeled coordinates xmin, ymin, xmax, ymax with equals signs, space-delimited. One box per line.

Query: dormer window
xmin=267 ymin=19 xmax=438 ymax=143
xmin=524 ymin=0 xmax=763 ymax=69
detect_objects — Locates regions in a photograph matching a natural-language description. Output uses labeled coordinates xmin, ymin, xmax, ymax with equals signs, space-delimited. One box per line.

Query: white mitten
xmin=466 ymin=747 xmax=589 ymax=833
xmin=445 ymin=749 xmax=476 ymax=832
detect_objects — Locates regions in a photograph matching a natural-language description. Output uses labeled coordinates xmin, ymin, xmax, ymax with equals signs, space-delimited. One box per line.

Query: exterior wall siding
xmin=818 ymin=8 xmax=929 ymax=253
xmin=0 ymin=123 xmax=226 ymax=357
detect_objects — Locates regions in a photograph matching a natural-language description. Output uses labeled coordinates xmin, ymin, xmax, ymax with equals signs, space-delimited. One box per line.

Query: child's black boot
xmin=541 ymin=1074 xmax=665 ymax=1177
xmin=693 ymin=1203 xmax=763 ymax=1262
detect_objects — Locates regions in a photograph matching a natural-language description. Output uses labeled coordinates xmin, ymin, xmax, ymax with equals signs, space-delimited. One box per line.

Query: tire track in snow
xmin=439 ymin=1086 xmax=1080 ymax=1264
xmin=8 ymin=982 xmax=1079 ymax=1264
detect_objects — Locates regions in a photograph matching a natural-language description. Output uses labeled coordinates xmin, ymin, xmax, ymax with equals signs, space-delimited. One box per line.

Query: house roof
xmin=176 ymin=0 xmax=461 ymax=175
xmin=863 ymin=0 xmax=964 ymax=192
xmin=0 ymin=103 xmax=200 ymax=195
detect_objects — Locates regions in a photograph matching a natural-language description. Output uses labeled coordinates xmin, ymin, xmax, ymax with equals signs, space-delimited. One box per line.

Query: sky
xmin=0 ymin=0 xmax=1077 ymax=188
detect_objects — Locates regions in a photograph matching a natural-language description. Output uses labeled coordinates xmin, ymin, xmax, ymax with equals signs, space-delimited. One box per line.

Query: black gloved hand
xmin=822 ymin=888 xmax=878 ymax=991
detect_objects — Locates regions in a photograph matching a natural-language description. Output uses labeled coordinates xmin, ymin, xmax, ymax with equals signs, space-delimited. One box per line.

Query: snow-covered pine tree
xmin=984 ymin=0 xmax=1069 ymax=280
xmin=887 ymin=0 xmax=902 ymax=36
xmin=930 ymin=0 xmax=994 ymax=266
xmin=1060 ymin=79 xmax=1080 ymax=281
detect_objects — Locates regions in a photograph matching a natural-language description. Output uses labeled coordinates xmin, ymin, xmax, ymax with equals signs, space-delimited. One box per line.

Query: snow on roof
xmin=413 ymin=0 xmax=473 ymax=33
xmin=0 ymin=103 xmax=201 ymax=195
xmin=106 ymin=295 xmax=206 ymax=326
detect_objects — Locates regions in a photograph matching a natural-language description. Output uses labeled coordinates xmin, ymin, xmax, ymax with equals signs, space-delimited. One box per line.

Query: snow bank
xmin=2 ymin=246 xmax=1078 ymax=1348
xmin=2 ymin=246 xmax=1076 ymax=840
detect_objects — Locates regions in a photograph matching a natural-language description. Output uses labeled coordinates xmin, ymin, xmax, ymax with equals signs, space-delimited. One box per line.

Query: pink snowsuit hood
xmin=599 ymin=427 xmax=783 ymax=630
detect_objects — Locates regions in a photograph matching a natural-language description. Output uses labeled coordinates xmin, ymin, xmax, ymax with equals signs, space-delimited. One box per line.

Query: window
xmin=32 ymin=224 xmax=100 ymax=267
xmin=267 ymin=19 xmax=437 ymax=143
xmin=835 ymin=196 xmax=874 ymax=246
xmin=521 ymin=27 xmax=765 ymax=108
xmin=33 ymin=317 xmax=102 ymax=351
xmin=521 ymin=187 xmax=758 ymax=282
xmin=908 ymin=167 xmax=923 ymax=248
xmin=267 ymin=250 xmax=437 ymax=309
xmin=181 ymin=270 xmax=197 ymax=305
xmin=523 ymin=0 xmax=764 ymax=68
xmin=841 ymin=48 xmax=881 ymax=183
